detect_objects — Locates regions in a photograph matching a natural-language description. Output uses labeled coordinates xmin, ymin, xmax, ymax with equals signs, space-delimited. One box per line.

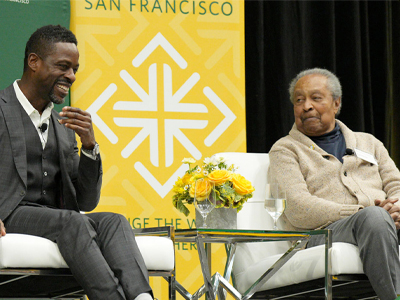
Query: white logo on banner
xmin=87 ymin=33 xmax=236 ymax=197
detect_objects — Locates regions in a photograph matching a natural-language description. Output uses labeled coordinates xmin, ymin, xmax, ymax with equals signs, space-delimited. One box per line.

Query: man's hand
xmin=59 ymin=106 xmax=96 ymax=150
xmin=375 ymin=198 xmax=400 ymax=229
xmin=0 ymin=219 xmax=6 ymax=237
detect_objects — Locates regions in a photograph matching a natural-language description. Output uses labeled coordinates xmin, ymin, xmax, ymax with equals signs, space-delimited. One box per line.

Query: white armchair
xmin=0 ymin=226 xmax=176 ymax=299
xmin=215 ymin=152 xmax=376 ymax=299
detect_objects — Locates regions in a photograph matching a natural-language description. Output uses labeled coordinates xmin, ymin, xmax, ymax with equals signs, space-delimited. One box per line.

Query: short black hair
xmin=24 ymin=24 xmax=78 ymax=71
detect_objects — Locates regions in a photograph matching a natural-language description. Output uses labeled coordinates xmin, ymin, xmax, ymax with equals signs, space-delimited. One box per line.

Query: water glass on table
xmin=194 ymin=179 xmax=216 ymax=228
xmin=264 ymin=183 xmax=286 ymax=230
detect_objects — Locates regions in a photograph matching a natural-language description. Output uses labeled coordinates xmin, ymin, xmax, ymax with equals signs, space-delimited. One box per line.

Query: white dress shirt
xmin=13 ymin=80 xmax=52 ymax=149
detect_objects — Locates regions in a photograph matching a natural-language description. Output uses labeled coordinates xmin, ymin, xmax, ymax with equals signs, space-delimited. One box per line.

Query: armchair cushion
xmin=0 ymin=233 xmax=68 ymax=269
xmin=0 ymin=233 xmax=175 ymax=272
xmin=136 ymin=236 xmax=175 ymax=271
xmin=234 ymin=242 xmax=363 ymax=294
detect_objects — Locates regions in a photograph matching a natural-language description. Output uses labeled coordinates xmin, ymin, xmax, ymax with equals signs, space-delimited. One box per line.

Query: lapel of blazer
xmin=0 ymin=85 xmax=27 ymax=187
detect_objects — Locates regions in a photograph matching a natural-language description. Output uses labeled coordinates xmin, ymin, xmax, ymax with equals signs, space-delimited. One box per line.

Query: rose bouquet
xmin=172 ymin=156 xmax=255 ymax=216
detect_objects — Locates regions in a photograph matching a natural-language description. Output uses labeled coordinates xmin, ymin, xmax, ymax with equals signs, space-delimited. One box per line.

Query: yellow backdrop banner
xmin=70 ymin=0 xmax=245 ymax=298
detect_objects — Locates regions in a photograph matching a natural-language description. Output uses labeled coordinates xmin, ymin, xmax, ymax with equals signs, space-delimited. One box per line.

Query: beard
xmin=49 ymin=91 xmax=65 ymax=105
xmin=49 ymin=80 xmax=69 ymax=105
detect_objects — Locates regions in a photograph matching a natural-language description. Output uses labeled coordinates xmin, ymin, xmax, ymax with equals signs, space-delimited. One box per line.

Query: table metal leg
xmin=223 ymin=243 xmax=237 ymax=281
xmin=196 ymin=236 xmax=216 ymax=300
xmin=242 ymin=238 xmax=309 ymax=300
xmin=187 ymin=231 xmax=327 ymax=300
xmin=324 ymin=229 xmax=332 ymax=300
xmin=217 ymin=243 xmax=237 ymax=300
xmin=205 ymin=243 xmax=212 ymax=300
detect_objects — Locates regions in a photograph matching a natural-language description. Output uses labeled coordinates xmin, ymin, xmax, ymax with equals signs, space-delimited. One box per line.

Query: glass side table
xmin=174 ymin=228 xmax=332 ymax=300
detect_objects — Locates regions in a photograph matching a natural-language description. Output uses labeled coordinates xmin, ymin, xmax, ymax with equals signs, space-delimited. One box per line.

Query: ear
xmin=27 ymin=53 xmax=40 ymax=72
xmin=333 ymin=97 xmax=341 ymax=114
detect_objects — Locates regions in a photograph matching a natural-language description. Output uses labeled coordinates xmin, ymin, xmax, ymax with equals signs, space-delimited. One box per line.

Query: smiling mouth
xmin=56 ymin=84 xmax=70 ymax=93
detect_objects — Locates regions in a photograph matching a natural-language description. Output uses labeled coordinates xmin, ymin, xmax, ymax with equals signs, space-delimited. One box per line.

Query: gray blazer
xmin=0 ymin=84 xmax=102 ymax=221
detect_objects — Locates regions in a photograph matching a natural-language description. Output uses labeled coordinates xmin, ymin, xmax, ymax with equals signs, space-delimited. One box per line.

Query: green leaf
xmin=175 ymin=199 xmax=190 ymax=216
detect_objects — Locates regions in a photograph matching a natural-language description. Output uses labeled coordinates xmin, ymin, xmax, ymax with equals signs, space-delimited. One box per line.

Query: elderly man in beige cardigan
xmin=269 ymin=68 xmax=400 ymax=300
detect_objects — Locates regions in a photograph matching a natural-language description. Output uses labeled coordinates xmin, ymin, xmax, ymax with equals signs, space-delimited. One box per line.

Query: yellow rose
xmin=231 ymin=173 xmax=255 ymax=195
xmin=189 ymin=179 xmax=212 ymax=201
xmin=208 ymin=170 xmax=232 ymax=186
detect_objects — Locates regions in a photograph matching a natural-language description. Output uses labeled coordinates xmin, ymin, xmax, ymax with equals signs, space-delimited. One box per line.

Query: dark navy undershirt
xmin=309 ymin=123 xmax=346 ymax=163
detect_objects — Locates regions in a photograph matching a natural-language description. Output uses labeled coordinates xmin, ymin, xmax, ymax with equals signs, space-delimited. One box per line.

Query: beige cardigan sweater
xmin=268 ymin=120 xmax=400 ymax=231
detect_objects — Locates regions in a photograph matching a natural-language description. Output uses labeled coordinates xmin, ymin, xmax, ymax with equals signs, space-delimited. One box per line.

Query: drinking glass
xmin=194 ymin=179 xmax=216 ymax=228
xmin=264 ymin=183 xmax=286 ymax=230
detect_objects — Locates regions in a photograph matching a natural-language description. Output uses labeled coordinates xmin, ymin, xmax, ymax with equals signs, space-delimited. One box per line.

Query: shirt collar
xmin=13 ymin=80 xmax=54 ymax=121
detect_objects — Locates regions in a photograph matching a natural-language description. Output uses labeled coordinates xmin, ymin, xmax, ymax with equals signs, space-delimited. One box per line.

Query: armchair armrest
xmin=133 ymin=226 xmax=175 ymax=242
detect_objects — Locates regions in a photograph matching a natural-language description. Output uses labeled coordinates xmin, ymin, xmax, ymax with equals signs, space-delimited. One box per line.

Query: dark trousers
xmin=307 ymin=206 xmax=400 ymax=300
xmin=4 ymin=205 xmax=152 ymax=300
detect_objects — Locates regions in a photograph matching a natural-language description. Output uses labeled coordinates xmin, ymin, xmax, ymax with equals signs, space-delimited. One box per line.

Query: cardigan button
xmin=344 ymin=171 xmax=347 ymax=176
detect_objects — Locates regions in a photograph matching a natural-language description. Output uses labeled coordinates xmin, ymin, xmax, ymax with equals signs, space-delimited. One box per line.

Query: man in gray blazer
xmin=0 ymin=25 xmax=154 ymax=300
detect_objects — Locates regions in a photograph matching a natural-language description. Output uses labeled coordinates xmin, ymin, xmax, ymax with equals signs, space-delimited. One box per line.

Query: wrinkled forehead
xmin=294 ymin=74 xmax=329 ymax=94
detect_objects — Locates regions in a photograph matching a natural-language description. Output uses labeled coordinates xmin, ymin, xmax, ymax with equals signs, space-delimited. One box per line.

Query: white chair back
xmin=215 ymin=152 xmax=291 ymax=292
xmin=214 ymin=152 xmax=271 ymax=226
